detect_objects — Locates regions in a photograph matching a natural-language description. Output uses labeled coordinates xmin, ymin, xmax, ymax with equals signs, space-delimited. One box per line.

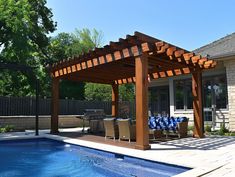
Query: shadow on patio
xmin=57 ymin=128 xmax=235 ymax=151
xmin=150 ymin=136 xmax=235 ymax=151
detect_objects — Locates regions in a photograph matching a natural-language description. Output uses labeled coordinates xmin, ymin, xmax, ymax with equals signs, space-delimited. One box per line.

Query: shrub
xmin=219 ymin=123 xmax=229 ymax=135
xmin=226 ymin=132 xmax=235 ymax=136
xmin=0 ymin=127 xmax=6 ymax=133
xmin=5 ymin=125 xmax=14 ymax=132
xmin=0 ymin=125 xmax=14 ymax=133
xmin=205 ymin=124 xmax=212 ymax=132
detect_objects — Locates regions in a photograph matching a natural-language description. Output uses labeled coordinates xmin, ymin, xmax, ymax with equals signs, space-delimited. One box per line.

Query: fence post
xmin=35 ymin=79 xmax=39 ymax=136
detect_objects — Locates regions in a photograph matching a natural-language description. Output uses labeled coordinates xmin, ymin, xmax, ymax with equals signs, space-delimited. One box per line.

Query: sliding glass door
xmin=149 ymin=86 xmax=169 ymax=116
xmin=203 ymin=75 xmax=227 ymax=128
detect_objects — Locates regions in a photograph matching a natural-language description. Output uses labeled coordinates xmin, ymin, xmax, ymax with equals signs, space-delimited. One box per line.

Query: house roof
xmin=194 ymin=32 xmax=235 ymax=58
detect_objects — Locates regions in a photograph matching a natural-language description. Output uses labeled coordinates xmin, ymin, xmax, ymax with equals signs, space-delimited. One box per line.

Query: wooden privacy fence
xmin=0 ymin=96 xmax=136 ymax=117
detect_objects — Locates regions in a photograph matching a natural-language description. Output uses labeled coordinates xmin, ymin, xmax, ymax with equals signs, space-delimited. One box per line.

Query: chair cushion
xmin=159 ymin=117 xmax=169 ymax=130
xmin=148 ymin=116 xmax=156 ymax=129
xmin=168 ymin=117 xmax=177 ymax=131
xmin=176 ymin=117 xmax=188 ymax=123
xmin=148 ymin=116 xmax=188 ymax=131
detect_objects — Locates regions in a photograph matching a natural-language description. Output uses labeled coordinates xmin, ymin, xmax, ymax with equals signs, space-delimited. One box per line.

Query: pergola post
xmin=192 ymin=71 xmax=204 ymax=138
xmin=135 ymin=55 xmax=150 ymax=150
xmin=112 ymin=84 xmax=119 ymax=117
xmin=51 ymin=78 xmax=59 ymax=134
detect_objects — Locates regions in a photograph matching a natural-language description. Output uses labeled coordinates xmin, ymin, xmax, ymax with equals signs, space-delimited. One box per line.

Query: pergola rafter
xmin=49 ymin=32 xmax=217 ymax=150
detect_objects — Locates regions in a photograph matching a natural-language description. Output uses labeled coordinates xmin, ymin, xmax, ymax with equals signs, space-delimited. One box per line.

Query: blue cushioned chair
xmin=148 ymin=116 xmax=189 ymax=138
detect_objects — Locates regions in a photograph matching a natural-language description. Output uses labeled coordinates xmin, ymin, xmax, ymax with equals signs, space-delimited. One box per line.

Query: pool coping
xmin=0 ymin=133 xmax=226 ymax=177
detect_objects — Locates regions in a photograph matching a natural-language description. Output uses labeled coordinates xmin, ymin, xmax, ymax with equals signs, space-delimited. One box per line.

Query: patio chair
xmin=149 ymin=129 xmax=163 ymax=139
xmin=103 ymin=118 xmax=118 ymax=140
xmin=117 ymin=119 xmax=136 ymax=142
xmin=164 ymin=117 xmax=189 ymax=138
xmin=176 ymin=120 xmax=188 ymax=138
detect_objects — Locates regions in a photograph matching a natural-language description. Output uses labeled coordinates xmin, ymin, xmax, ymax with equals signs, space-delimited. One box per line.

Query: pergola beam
xmin=112 ymin=84 xmax=119 ymax=117
xmin=62 ymin=74 xmax=114 ymax=84
xmin=192 ymin=71 xmax=204 ymax=138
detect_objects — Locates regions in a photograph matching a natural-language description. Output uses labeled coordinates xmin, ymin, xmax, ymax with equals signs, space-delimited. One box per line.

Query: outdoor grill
xmin=83 ymin=109 xmax=105 ymax=120
xmin=78 ymin=109 xmax=106 ymax=133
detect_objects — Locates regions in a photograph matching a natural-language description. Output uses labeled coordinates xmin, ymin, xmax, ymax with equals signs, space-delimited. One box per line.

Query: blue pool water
xmin=0 ymin=138 xmax=190 ymax=177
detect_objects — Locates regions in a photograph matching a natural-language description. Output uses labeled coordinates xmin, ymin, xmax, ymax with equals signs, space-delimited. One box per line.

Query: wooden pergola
xmin=49 ymin=32 xmax=216 ymax=150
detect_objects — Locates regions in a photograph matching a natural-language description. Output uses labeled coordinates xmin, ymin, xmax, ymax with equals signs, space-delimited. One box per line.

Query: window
xmin=149 ymin=86 xmax=169 ymax=116
xmin=186 ymin=81 xmax=193 ymax=109
xmin=175 ymin=81 xmax=184 ymax=109
xmin=203 ymin=79 xmax=212 ymax=108
xmin=214 ymin=76 xmax=227 ymax=109
xmin=203 ymin=75 xmax=227 ymax=109
xmin=174 ymin=80 xmax=192 ymax=110
xmin=204 ymin=111 xmax=212 ymax=121
xmin=174 ymin=74 xmax=228 ymax=111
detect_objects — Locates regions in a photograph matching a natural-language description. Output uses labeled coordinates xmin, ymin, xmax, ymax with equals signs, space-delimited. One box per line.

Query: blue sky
xmin=46 ymin=0 xmax=235 ymax=50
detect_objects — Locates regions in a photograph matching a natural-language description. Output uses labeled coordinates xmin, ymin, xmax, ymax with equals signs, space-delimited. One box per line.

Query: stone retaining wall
xmin=0 ymin=115 xmax=88 ymax=131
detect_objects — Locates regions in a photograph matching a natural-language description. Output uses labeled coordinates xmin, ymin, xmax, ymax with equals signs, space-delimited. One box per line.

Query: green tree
xmin=72 ymin=28 xmax=103 ymax=53
xmin=84 ymin=83 xmax=111 ymax=101
xmin=119 ymin=84 xmax=135 ymax=101
xmin=84 ymin=83 xmax=135 ymax=102
xmin=48 ymin=29 xmax=103 ymax=99
xmin=0 ymin=0 xmax=56 ymax=96
xmin=47 ymin=33 xmax=75 ymax=64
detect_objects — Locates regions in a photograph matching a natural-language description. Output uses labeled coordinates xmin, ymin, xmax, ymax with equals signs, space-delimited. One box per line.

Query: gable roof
xmin=194 ymin=33 xmax=235 ymax=58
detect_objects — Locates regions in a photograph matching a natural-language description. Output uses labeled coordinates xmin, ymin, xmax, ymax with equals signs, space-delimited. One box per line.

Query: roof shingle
xmin=194 ymin=32 xmax=235 ymax=58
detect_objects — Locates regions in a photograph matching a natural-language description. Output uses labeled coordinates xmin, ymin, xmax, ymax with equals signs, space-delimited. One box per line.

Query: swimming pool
xmin=0 ymin=138 xmax=190 ymax=177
